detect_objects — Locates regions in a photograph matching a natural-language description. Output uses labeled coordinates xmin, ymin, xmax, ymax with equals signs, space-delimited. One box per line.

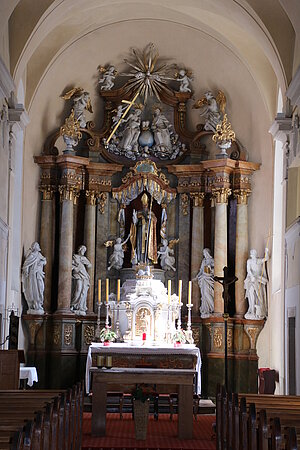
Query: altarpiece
xmin=24 ymin=44 xmax=265 ymax=396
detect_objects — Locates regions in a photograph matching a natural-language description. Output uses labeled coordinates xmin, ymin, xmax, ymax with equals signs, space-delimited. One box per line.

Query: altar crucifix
xmin=214 ymin=266 xmax=238 ymax=390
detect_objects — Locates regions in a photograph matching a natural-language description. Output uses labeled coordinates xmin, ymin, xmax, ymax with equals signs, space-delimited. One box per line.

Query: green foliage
xmin=132 ymin=384 xmax=156 ymax=403
xmin=99 ymin=326 xmax=117 ymax=342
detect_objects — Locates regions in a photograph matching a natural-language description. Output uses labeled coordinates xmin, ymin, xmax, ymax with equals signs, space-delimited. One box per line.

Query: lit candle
xmin=188 ymin=280 xmax=192 ymax=305
xmin=117 ymin=279 xmax=120 ymax=303
xmin=168 ymin=280 xmax=171 ymax=304
xmin=178 ymin=280 xmax=182 ymax=304
xmin=98 ymin=279 xmax=101 ymax=304
xmin=106 ymin=278 xmax=109 ymax=303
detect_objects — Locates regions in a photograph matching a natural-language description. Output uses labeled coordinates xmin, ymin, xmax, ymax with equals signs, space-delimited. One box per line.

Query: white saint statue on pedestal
xmin=195 ymin=248 xmax=215 ymax=318
xmin=71 ymin=245 xmax=91 ymax=315
xmin=22 ymin=242 xmax=46 ymax=314
xmin=244 ymin=248 xmax=269 ymax=320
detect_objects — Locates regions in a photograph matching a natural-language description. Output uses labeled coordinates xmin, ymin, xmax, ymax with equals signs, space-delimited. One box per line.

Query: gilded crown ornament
xmin=212 ymin=114 xmax=236 ymax=159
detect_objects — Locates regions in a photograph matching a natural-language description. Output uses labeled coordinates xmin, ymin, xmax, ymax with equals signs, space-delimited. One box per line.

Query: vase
xmin=103 ymin=341 xmax=110 ymax=346
xmin=133 ymin=399 xmax=150 ymax=440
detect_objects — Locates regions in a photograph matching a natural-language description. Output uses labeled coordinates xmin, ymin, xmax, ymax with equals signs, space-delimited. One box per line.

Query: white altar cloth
xmin=85 ymin=343 xmax=201 ymax=394
xmin=20 ymin=366 xmax=38 ymax=387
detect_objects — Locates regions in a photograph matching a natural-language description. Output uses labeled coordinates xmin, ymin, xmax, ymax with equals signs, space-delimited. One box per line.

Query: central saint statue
xmin=130 ymin=193 xmax=158 ymax=265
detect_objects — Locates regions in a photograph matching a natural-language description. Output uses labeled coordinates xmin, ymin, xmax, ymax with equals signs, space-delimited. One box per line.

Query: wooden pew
xmin=0 ymin=381 xmax=83 ymax=450
xmin=216 ymin=384 xmax=299 ymax=450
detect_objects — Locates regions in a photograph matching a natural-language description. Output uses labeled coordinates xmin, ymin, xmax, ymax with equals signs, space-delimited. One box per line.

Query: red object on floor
xmin=82 ymin=412 xmax=216 ymax=449
xmin=142 ymin=332 xmax=146 ymax=341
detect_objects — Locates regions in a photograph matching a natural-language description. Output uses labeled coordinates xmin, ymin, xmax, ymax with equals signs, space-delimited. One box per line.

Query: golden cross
xmin=106 ymin=89 xmax=141 ymax=145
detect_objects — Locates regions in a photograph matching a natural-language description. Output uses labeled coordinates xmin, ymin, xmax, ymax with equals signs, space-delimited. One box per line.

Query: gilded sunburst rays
xmin=120 ymin=43 xmax=176 ymax=103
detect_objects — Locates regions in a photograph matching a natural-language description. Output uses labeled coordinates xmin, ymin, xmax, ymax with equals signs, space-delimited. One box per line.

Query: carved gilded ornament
xmin=40 ymin=185 xmax=56 ymax=200
xmin=212 ymin=114 xmax=236 ymax=144
xmin=64 ymin=325 xmax=73 ymax=346
xmin=192 ymin=327 xmax=200 ymax=347
xmin=190 ymin=192 xmax=205 ymax=207
xmin=213 ymin=327 xmax=223 ymax=349
xmin=233 ymin=188 xmax=251 ymax=205
xmin=84 ymin=325 xmax=95 ymax=345
xmin=227 ymin=328 xmax=233 ymax=349
xmin=180 ymin=193 xmax=189 ymax=215
xmin=53 ymin=325 xmax=60 ymax=345
xmin=212 ymin=187 xmax=231 ymax=204
xmin=98 ymin=192 xmax=107 ymax=214
xmin=85 ymin=190 xmax=97 ymax=206
xmin=60 ymin=109 xmax=82 ymax=140
xmin=29 ymin=322 xmax=40 ymax=345
xmin=244 ymin=325 xmax=260 ymax=350
xmin=58 ymin=185 xmax=79 ymax=202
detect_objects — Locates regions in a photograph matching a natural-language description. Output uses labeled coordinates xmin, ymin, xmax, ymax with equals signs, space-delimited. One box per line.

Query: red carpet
xmin=82 ymin=412 xmax=216 ymax=450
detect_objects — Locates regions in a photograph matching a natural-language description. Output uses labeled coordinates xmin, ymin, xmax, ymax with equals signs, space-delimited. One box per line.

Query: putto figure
xmin=158 ymin=238 xmax=178 ymax=272
xmin=105 ymin=235 xmax=130 ymax=271
xmin=98 ymin=65 xmax=116 ymax=91
xmin=61 ymin=87 xmax=93 ymax=128
xmin=193 ymin=90 xmax=226 ymax=132
xmin=71 ymin=245 xmax=92 ymax=315
xmin=176 ymin=69 xmax=192 ymax=93
xmin=22 ymin=242 xmax=46 ymax=314
xmin=244 ymin=248 xmax=269 ymax=320
xmin=195 ymin=248 xmax=215 ymax=318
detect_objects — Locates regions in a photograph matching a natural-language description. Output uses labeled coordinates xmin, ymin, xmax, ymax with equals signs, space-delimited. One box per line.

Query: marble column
xmin=40 ymin=187 xmax=55 ymax=312
xmin=190 ymin=192 xmax=205 ymax=314
xmin=234 ymin=190 xmax=250 ymax=317
xmin=84 ymin=191 xmax=97 ymax=313
xmin=213 ymin=188 xmax=231 ymax=314
xmin=56 ymin=186 xmax=77 ymax=313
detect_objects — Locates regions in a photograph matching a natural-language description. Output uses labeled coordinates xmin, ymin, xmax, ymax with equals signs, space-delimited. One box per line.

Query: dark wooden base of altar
xmin=22 ymin=313 xmax=264 ymax=396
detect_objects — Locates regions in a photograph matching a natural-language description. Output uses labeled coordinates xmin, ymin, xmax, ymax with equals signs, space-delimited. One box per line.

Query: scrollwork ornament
xmin=180 ymin=193 xmax=189 ymax=215
xmin=64 ymin=325 xmax=73 ymax=346
xmin=84 ymin=325 xmax=95 ymax=345
xmin=53 ymin=325 xmax=60 ymax=345
xmin=98 ymin=192 xmax=107 ymax=214
xmin=213 ymin=327 xmax=223 ymax=349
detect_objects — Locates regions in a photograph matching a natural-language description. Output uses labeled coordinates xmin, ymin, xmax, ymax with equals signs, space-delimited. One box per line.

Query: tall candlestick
xmin=117 ymin=279 xmax=120 ymax=302
xmin=106 ymin=278 xmax=109 ymax=303
xmin=188 ymin=280 xmax=192 ymax=304
xmin=98 ymin=279 xmax=101 ymax=304
xmin=168 ymin=280 xmax=171 ymax=304
xmin=178 ymin=280 xmax=182 ymax=304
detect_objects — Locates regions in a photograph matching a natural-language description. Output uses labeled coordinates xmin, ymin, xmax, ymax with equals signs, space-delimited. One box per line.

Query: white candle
xmin=167 ymin=280 xmax=171 ymax=304
xmin=106 ymin=278 xmax=109 ymax=303
xmin=117 ymin=279 xmax=120 ymax=303
xmin=98 ymin=279 xmax=101 ymax=304
xmin=178 ymin=280 xmax=182 ymax=304
xmin=188 ymin=280 xmax=192 ymax=304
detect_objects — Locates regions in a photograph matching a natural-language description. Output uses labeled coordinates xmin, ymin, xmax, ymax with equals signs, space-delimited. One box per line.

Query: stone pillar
xmin=212 ymin=188 xmax=231 ymax=314
xmin=56 ymin=185 xmax=78 ymax=313
xmin=84 ymin=190 xmax=97 ymax=313
xmin=178 ymin=193 xmax=191 ymax=306
xmin=234 ymin=190 xmax=250 ymax=317
xmin=40 ymin=186 xmax=55 ymax=312
xmin=190 ymin=192 xmax=205 ymax=314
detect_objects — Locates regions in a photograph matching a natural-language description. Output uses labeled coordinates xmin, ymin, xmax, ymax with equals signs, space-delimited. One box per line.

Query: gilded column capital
xmin=58 ymin=185 xmax=80 ymax=203
xmin=212 ymin=187 xmax=231 ymax=204
xmin=190 ymin=192 xmax=205 ymax=207
xmin=180 ymin=193 xmax=189 ymax=215
xmin=85 ymin=190 xmax=97 ymax=206
xmin=233 ymin=188 xmax=251 ymax=205
xmin=40 ymin=185 xmax=56 ymax=200
xmin=98 ymin=192 xmax=108 ymax=214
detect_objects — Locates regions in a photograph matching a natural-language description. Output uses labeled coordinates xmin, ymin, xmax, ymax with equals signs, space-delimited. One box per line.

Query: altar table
xmin=19 ymin=366 xmax=38 ymax=387
xmin=85 ymin=342 xmax=201 ymax=394
xmin=91 ymin=367 xmax=195 ymax=439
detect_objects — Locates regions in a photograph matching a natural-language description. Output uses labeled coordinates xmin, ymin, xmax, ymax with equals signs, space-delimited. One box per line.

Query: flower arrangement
xmin=132 ymin=384 xmax=156 ymax=403
xmin=99 ymin=326 xmax=117 ymax=343
xmin=172 ymin=329 xmax=187 ymax=344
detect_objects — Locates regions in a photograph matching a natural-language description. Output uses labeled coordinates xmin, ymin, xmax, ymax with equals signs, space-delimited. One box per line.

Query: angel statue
xmin=244 ymin=248 xmax=269 ymax=320
xmin=22 ymin=242 xmax=46 ymax=314
xmin=193 ymin=90 xmax=226 ymax=132
xmin=176 ymin=69 xmax=192 ymax=93
xmin=105 ymin=235 xmax=130 ymax=271
xmin=98 ymin=65 xmax=116 ymax=91
xmin=71 ymin=245 xmax=92 ymax=315
xmin=61 ymin=87 xmax=93 ymax=128
xmin=158 ymin=238 xmax=179 ymax=272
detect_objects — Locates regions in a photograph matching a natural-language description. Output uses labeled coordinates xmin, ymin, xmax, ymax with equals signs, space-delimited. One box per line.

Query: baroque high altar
xmin=24 ymin=44 xmax=265 ymax=396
